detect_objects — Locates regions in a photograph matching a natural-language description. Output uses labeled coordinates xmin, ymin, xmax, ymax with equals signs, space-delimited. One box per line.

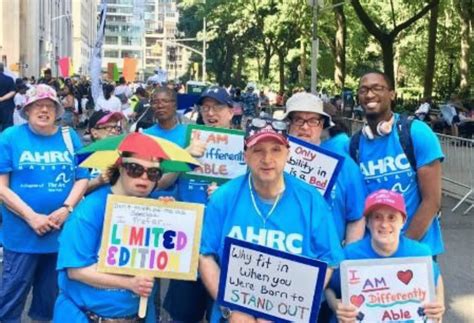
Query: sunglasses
xmin=121 ymin=162 xmax=163 ymax=182
xmin=249 ymin=117 xmax=288 ymax=131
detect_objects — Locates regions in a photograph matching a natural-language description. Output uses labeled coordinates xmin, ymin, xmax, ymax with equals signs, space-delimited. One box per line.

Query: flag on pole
xmin=91 ymin=0 xmax=107 ymax=104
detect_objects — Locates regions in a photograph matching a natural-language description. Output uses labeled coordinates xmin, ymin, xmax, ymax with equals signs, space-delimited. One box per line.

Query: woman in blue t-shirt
xmin=54 ymin=135 xmax=176 ymax=322
xmin=326 ymin=189 xmax=445 ymax=323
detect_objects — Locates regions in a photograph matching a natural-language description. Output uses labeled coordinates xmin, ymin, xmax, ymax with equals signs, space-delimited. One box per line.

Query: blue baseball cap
xmin=198 ymin=86 xmax=233 ymax=107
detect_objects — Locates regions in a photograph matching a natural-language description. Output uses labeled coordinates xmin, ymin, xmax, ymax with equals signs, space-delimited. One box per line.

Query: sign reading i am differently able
xmin=286 ymin=136 xmax=344 ymax=198
xmin=341 ymin=257 xmax=436 ymax=323
xmin=97 ymin=194 xmax=204 ymax=280
xmin=184 ymin=125 xmax=247 ymax=183
xmin=218 ymin=237 xmax=327 ymax=322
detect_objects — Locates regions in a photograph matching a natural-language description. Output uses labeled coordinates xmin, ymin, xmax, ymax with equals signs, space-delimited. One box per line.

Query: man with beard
xmin=350 ymin=71 xmax=444 ymax=257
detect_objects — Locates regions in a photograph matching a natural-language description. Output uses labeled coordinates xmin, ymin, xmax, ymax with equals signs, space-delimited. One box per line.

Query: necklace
xmin=248 ymin=174 xmax=284 ymax=227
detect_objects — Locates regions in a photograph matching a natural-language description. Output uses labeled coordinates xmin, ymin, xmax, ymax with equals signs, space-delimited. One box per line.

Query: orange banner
xmin=122 ymin=57 xmax=137 ymax=83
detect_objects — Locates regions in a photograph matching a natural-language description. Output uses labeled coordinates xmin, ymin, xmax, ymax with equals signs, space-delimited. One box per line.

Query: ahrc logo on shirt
xmin=19 ymin=150 xmax=72 ymax=166
xmin=360 ymin=154 xmax=410 ymax=178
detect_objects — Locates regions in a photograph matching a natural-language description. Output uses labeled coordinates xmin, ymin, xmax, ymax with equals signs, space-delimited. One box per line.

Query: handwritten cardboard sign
xmin=341 ymin=257 xmax=436 ymax=323
xmin=97 ymin=194 xmax=204 ymax=280
xmin=286 ymin=136 xmax=344 ymax=198
xmin=184 ymin=125 xmax=247 ymax=183
xmin=218 ymin=237 xmax=327 ymax=322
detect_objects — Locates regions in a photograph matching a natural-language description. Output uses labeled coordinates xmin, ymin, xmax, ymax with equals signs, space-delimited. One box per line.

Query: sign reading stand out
xmin=97 ymin=194 xmax=204 ymax=280
xmin=286 ymin=136 xmax=344 ymax=198
xmin=184 ymin=125 xmax=247 ymax=183
xmin=218 ymin=237 xmax=327 ymax=322
xmin=341 ymin=257 xmax=436 ymax=323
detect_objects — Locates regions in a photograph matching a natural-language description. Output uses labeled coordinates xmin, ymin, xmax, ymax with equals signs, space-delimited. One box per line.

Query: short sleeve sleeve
xmin=70 ymin=129 xmax=89 ymax=180
xmin=57 ymin=207 xmax=102 ymax=269
xmin=0 ymin=129 xmax=13 ymax=173
xmin=343 ymin=158 xmax=367 ymax=222
xmin=410 ymin=120 xmax=444 ymax=169
xmin=200 ymin=191 xmax=225 ymax=257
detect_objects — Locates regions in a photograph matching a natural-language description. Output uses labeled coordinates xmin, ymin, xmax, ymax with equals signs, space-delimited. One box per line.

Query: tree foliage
xmin=178 ymin=0 xmax=472 ymax=99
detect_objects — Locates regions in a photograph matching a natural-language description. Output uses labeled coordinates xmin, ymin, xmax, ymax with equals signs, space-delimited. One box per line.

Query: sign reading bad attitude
xmin=286 ymin=136 xmax=344 ymax=198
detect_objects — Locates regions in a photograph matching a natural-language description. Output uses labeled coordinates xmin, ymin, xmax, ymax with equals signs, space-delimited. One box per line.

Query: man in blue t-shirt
xmin=0 ymin=84 xmax=89 ymax=322
xmin=165 ymin=86 xmax=235 ymax=322
xmin=199 ymin=117 xmax=344 ymax=322
xmin=353 ymin=71 xmax=444 ymax=256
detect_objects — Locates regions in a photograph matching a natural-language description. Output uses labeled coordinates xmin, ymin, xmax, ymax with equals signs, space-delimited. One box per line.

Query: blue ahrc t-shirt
xmin=0 ymin=124 xmax=89 ymax=253
xmin=144 ymin=123 xmax=188 ymax=199
xmin=177 ymin=177 xmax=209 ymax=204
xmin=143 ymin=123 xmax=188 ymax=148
xmin=356 ymin=114 xmax=445 ymax=255
xmin=319 ymin=152 xmax=366 ymax=244
xmin=321 ymin=133 xmax=350 ymax=157
xmin=55 ymin=185 xmax=156 ymax=321
xmin=201 ymin=172 xmax=344 ymax=322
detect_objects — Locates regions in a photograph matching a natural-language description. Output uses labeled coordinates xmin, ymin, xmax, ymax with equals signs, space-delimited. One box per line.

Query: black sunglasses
xmin=121 ymin=162 xmax=163 ymax=182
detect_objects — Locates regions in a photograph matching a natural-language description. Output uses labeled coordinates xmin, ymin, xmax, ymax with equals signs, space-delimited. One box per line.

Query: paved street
xmin=1 ymin=195 xmax=471 ymax=322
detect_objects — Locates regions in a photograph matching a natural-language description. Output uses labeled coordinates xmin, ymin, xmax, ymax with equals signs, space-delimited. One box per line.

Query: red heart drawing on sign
xmin=397 ymin=270 xmax=413 ymax=285
xmin=350 ymin=294 xmax=365 ymax=307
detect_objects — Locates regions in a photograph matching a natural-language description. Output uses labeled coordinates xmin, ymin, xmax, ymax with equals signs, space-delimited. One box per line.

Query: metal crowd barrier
xmin=342 ymin=118 xmax=474 ymax=215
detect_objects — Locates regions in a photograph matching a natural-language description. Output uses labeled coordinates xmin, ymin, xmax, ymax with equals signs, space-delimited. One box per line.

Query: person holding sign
xmin=199 ymin=117 xmax=344 ymax=322
xmin=326 ymin=190 xmax=445 ymax=323
xmin=285 ymin=92 xmax=367 ymax=245
xmin=165 ymin=86 xmax=235 ymax=322
xmin=53 ymin=136 xmax=170 ymax=322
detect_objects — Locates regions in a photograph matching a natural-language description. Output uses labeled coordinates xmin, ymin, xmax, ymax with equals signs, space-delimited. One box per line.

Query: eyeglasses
xmin=121 ymin=162 xmax=163 ymax=182
xmin=291 ymin=117 xmax=323 ymax=127
xmin=199 ymin=104 xmax=228 ymax=113
xmin=357 ymin=85 xmax=390 ymax=95
xmin=95 ymin=125 xmax=122 ymax=132
xmin=250 ymin=118 xmax=288 ymax=131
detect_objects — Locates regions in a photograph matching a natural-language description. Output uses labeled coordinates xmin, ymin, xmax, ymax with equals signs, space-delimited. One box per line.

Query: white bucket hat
xmin=283 ymin=92 xmax=334 ymax=128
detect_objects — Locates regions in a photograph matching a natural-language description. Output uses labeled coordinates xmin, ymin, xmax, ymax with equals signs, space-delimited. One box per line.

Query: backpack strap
xmin=396 ymin=114 xmax=416 ymax=170
xmin=61 ymin=126 xmax=74 ymax=157
xmin=349 ymin=129 xmax=362 ymax=165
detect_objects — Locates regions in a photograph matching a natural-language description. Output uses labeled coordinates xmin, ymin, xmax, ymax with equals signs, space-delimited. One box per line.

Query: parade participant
xmin=0 ymin=63 xmax=16 ymax=131
xmin=53 ymin=135 xmax=173 ymax=322
xmin=0 ymin=84 xmax=89 ymax=322
xmin=164 ymin=86 xmax=234 ymax=322
xmin=285 ymin=92 xmax=366 ymax=245
xmin=199 ymin=117 xmax=344 ymax=322
xmin=95 ymin=83 xmax=122 ymax=113
xmin=326 ymin=190 xmax=445 ymax=323
xmin=85 ymin=110 xmax=125 ymax=194
xmin=350 ymin=71 xmax=444 ymax=256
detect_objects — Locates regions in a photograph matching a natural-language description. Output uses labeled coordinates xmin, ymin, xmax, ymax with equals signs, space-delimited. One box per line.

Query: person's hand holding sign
xmin=334 ymin=299 xmax=358 ymax=323
xmin=423 ymin=300 xmax=445 ymax=322
xmin=229 ymin=311 xmax=257 ymax=323
xmin=187 ymin=138 xmax=207 ymax=158
xmin=129 ymin=276 xmax=154 ymax=297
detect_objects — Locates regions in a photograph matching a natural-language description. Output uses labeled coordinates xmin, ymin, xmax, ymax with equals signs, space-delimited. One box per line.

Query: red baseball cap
xmin=363 ymin=189 xmax=407 ymax=219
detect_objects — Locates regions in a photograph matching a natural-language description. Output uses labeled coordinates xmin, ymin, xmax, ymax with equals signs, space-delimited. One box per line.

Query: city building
xmin=1 ymin=0 xmax=72 ymax=77
xmin=72 ymin=0 xmax=97 ymax=76
xmin=102 ymin=0 xmax=191 ymax=82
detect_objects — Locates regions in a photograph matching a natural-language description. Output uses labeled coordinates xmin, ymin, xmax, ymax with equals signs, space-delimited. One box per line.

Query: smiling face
xmin=25 ymin=98 xmax=57 ymax=133
xmin=367 ymin=205 xmax=405 ymax=251
xmin=244 ymin=140 xmax=289 ymax=186
xmin=116 ymin=157 xmax=161 ymax=197
xmin=358 ymin=73 xmax=395 ymax=120
xmin=200 ymin=97 xmax=233 ymax=128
